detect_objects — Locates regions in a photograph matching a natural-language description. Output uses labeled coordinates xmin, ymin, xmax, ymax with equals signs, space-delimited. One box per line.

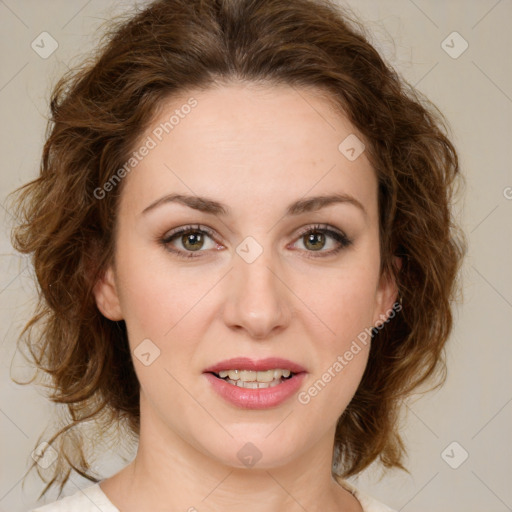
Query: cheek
xmin=295 ymin=270 xmax=375 ymax=421
xmin=292 ymin=253 xmax=380 ymax=398
xmin=311 ymin=284 xmax=373 ymax=376
xmin=114 ymin=237 xmax=222 ymax=359
xmin=113 ymin=236 xmax=186 ymax=342
xmin=299 ymin=260 xmax=380 ymax=337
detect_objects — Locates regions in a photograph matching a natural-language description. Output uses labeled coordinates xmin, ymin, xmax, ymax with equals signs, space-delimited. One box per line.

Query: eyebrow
xmin=141 ymin=192 xmax=366 ymax=217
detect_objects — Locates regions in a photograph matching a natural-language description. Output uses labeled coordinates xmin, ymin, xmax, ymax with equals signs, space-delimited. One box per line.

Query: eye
xmin=290 ymin=224 xmax=352 ymax=258
xmin=160 ymin=223 xmax=352 ymax=260
xmin=160 ymin=224 xmax=220 ymax=259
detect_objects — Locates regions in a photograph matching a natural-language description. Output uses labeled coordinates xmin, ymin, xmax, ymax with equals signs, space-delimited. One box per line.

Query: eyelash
xmin=160 ymin=223 xmax=352 ymax=260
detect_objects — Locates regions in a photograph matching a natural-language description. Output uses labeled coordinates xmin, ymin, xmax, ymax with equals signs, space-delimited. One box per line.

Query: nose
xmin=222 ymin=248 xmax=291 ymax=339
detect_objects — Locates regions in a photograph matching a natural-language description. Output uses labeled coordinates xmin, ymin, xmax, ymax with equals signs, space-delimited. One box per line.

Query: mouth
xmin=202 ymin=357 xmax=307 ymax=408
xmin=210 ymin=368 xmax=298 ymax=389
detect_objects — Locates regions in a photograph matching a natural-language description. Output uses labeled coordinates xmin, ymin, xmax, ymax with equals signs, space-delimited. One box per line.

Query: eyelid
xmin=293 ymin=223 xmax=347 ymax=241
xmin=162 ymin=223 xmax=216 ymax=242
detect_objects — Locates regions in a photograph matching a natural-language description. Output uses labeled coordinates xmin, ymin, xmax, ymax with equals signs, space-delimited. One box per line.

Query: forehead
xmin=120 ymin=82 xmax=377 ymax=219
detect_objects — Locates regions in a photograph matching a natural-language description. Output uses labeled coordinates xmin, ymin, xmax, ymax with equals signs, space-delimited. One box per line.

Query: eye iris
xmin=304 ymin=232 xmax=325 ymax=251
xmin=182 ymin=232 xmax=204 ymax=251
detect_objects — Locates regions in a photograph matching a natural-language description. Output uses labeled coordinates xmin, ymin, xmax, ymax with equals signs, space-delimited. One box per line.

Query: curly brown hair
xmin=10 ymin=0 xmax=465 ymax=498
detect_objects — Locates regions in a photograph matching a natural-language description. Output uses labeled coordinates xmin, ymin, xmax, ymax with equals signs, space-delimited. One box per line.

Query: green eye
xmin=292 ymin=225 xmax=352 ymax=258
xmin=161 ymin=223 xmax=352 ymax=260
xmin=161 ymin=225 xmax=218 ymax=259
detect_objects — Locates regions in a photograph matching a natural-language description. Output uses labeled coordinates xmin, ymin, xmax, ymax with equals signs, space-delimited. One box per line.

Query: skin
xmin=94 ymin=81 xmax=398 ymax=512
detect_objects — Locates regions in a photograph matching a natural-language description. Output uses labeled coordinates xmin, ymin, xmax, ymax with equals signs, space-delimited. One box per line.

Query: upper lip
xmin=203 ymin=357 xmax=307 ymax=374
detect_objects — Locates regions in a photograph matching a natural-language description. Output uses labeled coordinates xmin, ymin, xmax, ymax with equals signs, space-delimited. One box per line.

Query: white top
xmin=30 ymin=480 xmax=397 ymax=512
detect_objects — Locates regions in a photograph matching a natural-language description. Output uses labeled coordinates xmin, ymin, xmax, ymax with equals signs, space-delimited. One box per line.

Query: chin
xmin=199 ymin=431 xmax=307 ymax=471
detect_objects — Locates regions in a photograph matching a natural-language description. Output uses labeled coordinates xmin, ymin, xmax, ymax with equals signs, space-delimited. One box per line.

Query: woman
xmin=11 ymin=0 xmax=465 ymax=510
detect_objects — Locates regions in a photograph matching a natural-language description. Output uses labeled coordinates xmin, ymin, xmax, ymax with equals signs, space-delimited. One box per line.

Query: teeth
xmin=231 ymin=378 xmax=282 ymax=389
xmin=217 ymin=368 xmax=293 ymax=382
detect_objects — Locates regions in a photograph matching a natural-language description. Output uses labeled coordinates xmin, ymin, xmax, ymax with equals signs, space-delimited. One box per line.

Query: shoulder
xmin=336 ymin=477 xmax=398 ymax=512
xmin=30 ymin=483 xmax=119 ymax=512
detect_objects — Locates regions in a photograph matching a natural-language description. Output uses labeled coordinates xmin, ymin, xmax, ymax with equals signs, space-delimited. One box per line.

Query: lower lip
xmin=204 ymin=372 xmax=307 ymax=409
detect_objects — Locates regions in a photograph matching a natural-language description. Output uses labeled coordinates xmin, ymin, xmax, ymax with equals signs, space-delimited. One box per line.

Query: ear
xmin=92 ymin=265 xmax=123 ymax=321
xmin=372 ymin=256 xmax=401 ymax=327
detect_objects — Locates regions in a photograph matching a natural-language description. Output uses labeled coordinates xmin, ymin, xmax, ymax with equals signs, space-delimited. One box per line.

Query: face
xmin=94 ymin=82 xmax=397 ymax=470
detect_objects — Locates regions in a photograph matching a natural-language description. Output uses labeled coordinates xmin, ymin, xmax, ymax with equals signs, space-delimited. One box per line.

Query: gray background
xmin=1 ymin=1 xmax=511 ymax=511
